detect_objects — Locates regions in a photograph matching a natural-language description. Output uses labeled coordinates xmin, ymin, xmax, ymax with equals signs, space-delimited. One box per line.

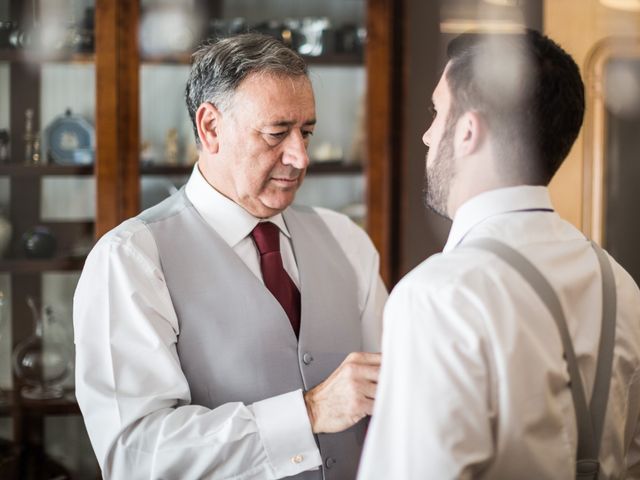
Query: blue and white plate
xmin=44 ymin=109 xmax=95 ymax=165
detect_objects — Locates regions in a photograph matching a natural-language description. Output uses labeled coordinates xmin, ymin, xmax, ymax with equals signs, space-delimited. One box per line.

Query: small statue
xmin=23 ymin=109 xmax=42 ymax=165
xmin=31 ymin=133 xmax=42 ymax=165
xmin=164 ymin=128 xmax=179 ymax=165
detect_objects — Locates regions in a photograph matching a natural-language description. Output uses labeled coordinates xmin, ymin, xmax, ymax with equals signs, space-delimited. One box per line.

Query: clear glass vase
xmin=12 ymin=297 xmax=71 ymax=400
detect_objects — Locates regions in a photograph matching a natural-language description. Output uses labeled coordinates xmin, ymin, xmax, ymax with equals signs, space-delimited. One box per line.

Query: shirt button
xmin=302 ymin=353 xmax=314 ymax=365
xmin=291 ymin=454 xmax=304 ymax=464
xmin=325 ymin=457 xmax=336 ymax=469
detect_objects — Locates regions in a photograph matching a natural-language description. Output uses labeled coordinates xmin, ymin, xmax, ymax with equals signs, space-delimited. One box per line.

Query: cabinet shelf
xmin=308 ymin=162 xmax=363 ymax=174
xmin=0 ymin=49 xmax=363 ymax=66
xmin=0 ymin=48 xmax=94 ymax=64
xmin=0 ymin=390 xmax=80 ymax=416
xmin=0 ymin=162 xmax=362 ymax=178
xmin=140 ymin=162 xmax=363 ymax=176
xmin=140 ymin=164 xmax=194 ymax=176
xmin=0 ymin=257 xmax=86 ymax=273
xmin=0 ymin=164 xmax=94 ymax=177
xmin=141 ymin=51 xmax=363 ymax=66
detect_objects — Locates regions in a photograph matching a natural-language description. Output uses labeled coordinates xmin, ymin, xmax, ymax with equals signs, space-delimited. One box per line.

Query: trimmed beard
xmin=423 ymin=114 xmax=457 ymax=219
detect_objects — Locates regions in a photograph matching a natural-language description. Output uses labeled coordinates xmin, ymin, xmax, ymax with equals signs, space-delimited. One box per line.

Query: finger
xmin=357 ymin=397 xmax=375 ymax=417
xmin=345 ymin=351 xmax=381 ymax=366
xmin=355 ymin=379 xmax=378 ymax=400
xmin=347 ymin=363 xmax=380 ymax=383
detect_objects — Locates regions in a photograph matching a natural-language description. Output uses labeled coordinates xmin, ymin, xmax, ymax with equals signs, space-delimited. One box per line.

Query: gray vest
xmin=138 ymin=189 xmax=366 ymax=479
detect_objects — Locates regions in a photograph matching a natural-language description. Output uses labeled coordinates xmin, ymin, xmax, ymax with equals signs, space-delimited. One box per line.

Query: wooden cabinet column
xmin=95 ymin=0 xmax=140 ymax=237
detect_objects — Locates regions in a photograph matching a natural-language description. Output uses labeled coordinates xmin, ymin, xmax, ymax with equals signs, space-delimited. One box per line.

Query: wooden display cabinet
xmin=0 ymin=0 xmax=402 ymax=478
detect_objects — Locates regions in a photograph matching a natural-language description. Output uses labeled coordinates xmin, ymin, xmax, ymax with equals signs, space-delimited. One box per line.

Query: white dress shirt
xmin=74 ymin=165 xmax=387 ymax=479
xmin=358 ymin=186 xmax=640 ymax=479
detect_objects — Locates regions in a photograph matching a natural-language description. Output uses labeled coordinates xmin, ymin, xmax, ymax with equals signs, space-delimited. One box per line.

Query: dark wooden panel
xmin=366 ymin=0 xmax=404 ymax=286
xmin=118 ymin=0 xmax=141 ymax=222
xmin=95 ymin=0 xmax=120 ymax=237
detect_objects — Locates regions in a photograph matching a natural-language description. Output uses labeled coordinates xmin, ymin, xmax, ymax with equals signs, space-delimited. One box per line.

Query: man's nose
xmin=422 ymin=127 xmax=431 ymax=147
xmin=282 ymin=131 xmax=310 ymax=170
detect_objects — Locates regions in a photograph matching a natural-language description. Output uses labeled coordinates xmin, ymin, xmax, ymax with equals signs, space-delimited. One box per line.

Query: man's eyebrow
xmin=267 ymin=118 xmax=317 ymax=127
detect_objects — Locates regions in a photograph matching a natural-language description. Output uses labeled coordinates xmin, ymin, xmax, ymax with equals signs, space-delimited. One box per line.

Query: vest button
xmin=303 ymin=353 xmax=314 ymax=365
xmin=325 ymin=457 xmax=336 ymax=469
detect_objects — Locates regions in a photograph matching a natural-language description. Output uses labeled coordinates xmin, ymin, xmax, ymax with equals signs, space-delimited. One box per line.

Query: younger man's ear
xmin=196 ymin=102 xmax=221 ymax=154
xmin=455 ymin=110 xmax=485 ymax=157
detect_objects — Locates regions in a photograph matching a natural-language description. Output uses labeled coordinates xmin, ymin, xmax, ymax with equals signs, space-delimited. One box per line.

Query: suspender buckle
xmin=576 ymin=459 xmax=599 ymax=479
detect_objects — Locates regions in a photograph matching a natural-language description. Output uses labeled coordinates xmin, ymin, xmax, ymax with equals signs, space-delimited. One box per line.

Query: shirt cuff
xmin=250 ymin=389 xmax=322 ymax=477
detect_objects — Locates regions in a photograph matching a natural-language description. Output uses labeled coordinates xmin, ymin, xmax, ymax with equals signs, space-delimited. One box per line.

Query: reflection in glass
xmin=604 ymin=58 xmax=640 ymax=284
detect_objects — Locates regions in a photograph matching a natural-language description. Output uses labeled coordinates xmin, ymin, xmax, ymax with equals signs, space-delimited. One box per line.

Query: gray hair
xmin=185 ymin=33 xmax=309 ymax=145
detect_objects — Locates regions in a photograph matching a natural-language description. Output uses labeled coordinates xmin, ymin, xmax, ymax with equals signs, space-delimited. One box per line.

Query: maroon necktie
xmin=250 ymin=222 xmax=301 ymax=338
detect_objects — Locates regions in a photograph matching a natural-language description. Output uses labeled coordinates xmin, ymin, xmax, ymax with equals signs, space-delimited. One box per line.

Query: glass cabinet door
xmin=0 ymin=0 xmax=97 ymax=477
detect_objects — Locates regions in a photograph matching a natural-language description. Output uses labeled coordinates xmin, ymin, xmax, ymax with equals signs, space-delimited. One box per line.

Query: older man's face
xmin=213 ymin=73 xmax=316 ymax=218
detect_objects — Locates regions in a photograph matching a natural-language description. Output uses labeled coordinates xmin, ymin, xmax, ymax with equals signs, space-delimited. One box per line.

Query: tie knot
xmin=251 ymin=222 xmax=281 ymax=255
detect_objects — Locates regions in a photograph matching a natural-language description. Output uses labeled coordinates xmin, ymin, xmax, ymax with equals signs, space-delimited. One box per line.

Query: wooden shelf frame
xmin=141 ymin=51 xmax=364 ymax=66
xmin=0 ymin=257 xmax=86 ymax=273
xmin=0 ymin=389 xmax=80 ymax=416
xmin=0 ymin=49 xmax=362 ymax=67
xmin=0 ymin=48 xmax=94 ymax=64
xmin=0 ymin=164 xmax=94 ymax=176
xmin=0 ymin=162 xmax=364 ymax=178
xmin=139 ymin=162 xmax=364 ymax=176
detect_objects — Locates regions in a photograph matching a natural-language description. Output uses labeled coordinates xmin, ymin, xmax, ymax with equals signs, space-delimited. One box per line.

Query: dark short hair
xmin=445 ymin=29 xmax=585 ymax=185
xmin=185 ymin=33 xmax=308 ymax=145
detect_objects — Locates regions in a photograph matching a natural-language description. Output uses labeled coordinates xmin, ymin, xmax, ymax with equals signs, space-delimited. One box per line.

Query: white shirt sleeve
xmin=73 ymin=222 xmax=321 ymax=479
xmin=357 ymin=274 xmax=495 ymax=480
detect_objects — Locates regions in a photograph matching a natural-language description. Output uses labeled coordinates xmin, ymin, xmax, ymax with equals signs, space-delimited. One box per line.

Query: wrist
xmin=303 ymin=389 xmax=318 ymax=433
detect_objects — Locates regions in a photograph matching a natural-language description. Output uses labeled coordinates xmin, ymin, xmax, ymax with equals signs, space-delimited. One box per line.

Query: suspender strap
xmin=589 ymin=241 xmax=617 ymax=451
xmin=464 ymin=238 xmax=617 ymax=479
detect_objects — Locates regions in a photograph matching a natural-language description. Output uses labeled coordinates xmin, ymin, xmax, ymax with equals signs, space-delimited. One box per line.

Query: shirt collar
xmin=443 ymin=186 xmax=554 ymax=253
xmin=184 ymin=163 xmax=291 ymax=248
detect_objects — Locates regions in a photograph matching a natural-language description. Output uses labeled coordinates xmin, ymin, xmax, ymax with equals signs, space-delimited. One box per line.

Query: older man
xmin=359 ymin=30 xmax=640 ymax=479
xmin=74 ymin=33 xmax=386 ymax=479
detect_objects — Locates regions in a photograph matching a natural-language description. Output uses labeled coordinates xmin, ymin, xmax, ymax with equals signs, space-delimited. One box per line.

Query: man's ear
xmin=196 ymin=102 xmax=222 ymax=154
xmin=454 ymin=111 xmax=484 ymax=157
